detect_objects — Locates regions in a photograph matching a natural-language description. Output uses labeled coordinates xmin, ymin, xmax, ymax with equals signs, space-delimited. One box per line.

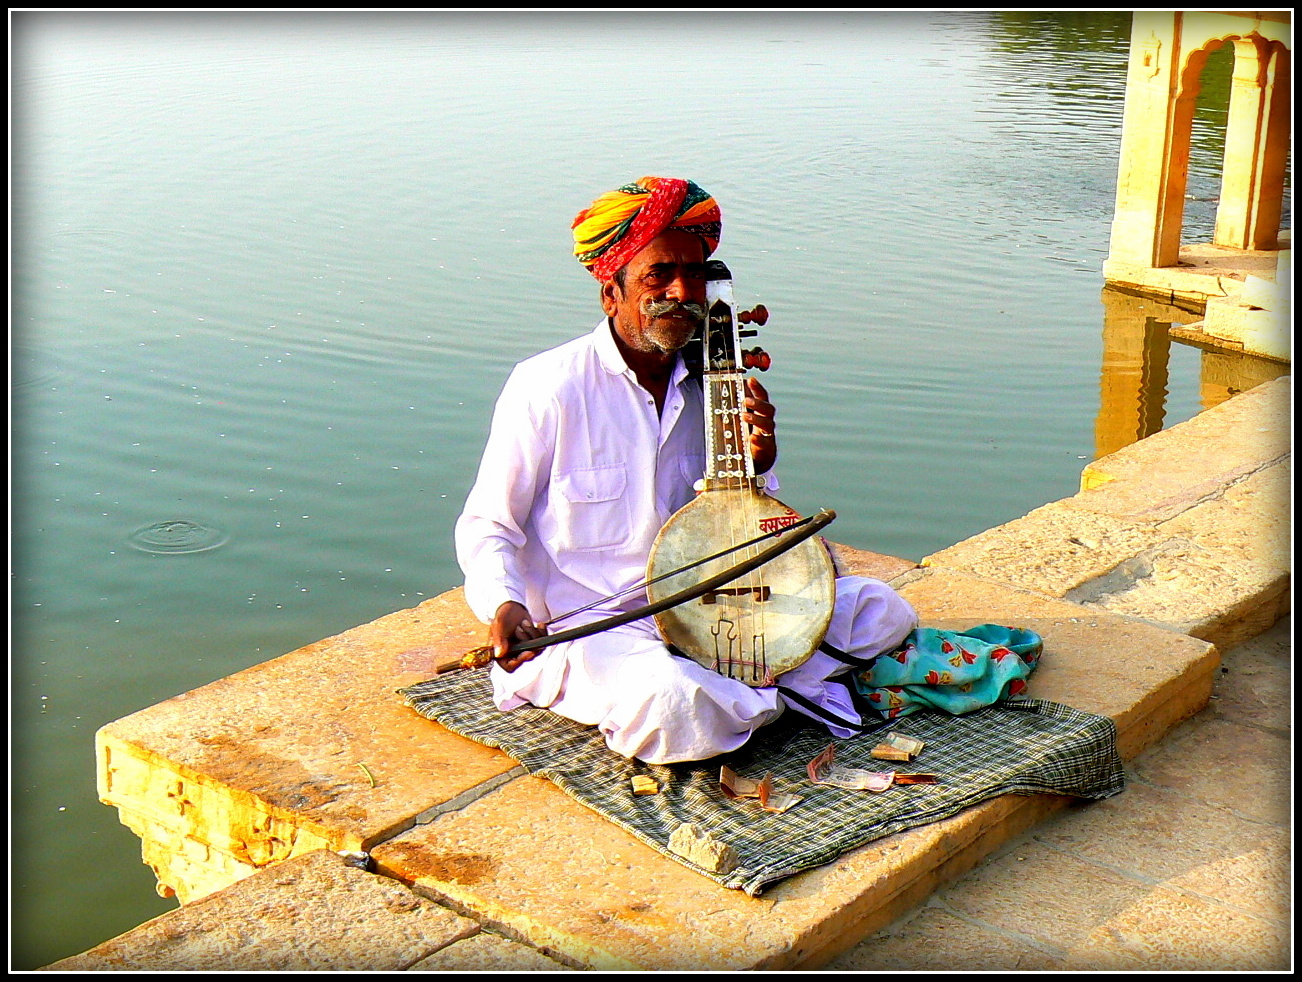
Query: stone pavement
xmin=48 ymin=377 xmax=1290 ymax=971
xmin=50 ymin=619 xmax=1290 ymax=973
xmin=826 ymin=616 xmax=1292 ymax=972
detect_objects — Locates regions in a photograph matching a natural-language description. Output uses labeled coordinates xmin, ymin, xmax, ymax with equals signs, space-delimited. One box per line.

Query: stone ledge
xmin=408 ymin=930 xmax=578 ymax=972
xmin=95 ymin=587 xmax=521 ymax=903
xmin=1103 ymin=242 xmax=1285 ymax=310
xmin=1201 ymin=295 xmax=1290 ymax=363
xmin=363 ymin=569 xmax=1215 ymax=970
xmin=42 ymin=849 xmax=478 ymax=972
xmin=920 ymin=504 xmax=1169 ymax=598
xmin=824 ymin=541 xmax=919 ymax=583
xmin=91 ymin=545 xmax=909 ymax=907
xmin=374 ymin=771 xmax=1077 ymax=972
xmin=1077 ymin=376 xmax=1289 ymax=507
xmin=828 ymin=617 xmax=1293 ymax=972
xmin=73 ymin=366 xmax=1281 ymax=969
xmin=924 ymin=378 xmax=1289 ymax=650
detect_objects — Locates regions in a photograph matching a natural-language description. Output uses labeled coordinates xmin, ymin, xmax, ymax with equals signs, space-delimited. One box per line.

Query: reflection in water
xmin=1096 ymin=286 xmax=1290 ymax=459
xmin=1197 ymin=347 xmax=1290 ymax=410
xmin=1096 ymin=287 xmax=1176 ymax=458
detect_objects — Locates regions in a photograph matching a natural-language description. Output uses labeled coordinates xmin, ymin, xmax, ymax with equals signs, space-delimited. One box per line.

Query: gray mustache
xmin=642 ymin=299 xmax=706 ymax=322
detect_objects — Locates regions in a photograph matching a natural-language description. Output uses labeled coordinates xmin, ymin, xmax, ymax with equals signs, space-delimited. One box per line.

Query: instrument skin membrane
xmin=647 ymin=261 xmax=836 ymax=686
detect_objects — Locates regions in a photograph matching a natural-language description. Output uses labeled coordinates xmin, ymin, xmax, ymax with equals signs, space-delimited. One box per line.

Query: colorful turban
xmin=572 ymin=176 xmax=722 ymax=281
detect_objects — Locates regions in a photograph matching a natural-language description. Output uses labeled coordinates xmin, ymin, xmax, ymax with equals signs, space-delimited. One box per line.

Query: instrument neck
xmin=701 ymin=368 xmax=757 ymax=491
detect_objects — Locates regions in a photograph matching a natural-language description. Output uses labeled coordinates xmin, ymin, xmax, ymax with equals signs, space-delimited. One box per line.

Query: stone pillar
xmin=1107 ymin=12 xmax=1196 ymax=270
xmin=1106 ymin=10 xmax=1291 ymax=276
xmin=1214 ymin=38 xmax=1290 ymax=250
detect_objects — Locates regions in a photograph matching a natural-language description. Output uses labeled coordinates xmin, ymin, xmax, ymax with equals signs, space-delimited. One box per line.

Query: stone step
xmin=60 ymin=377 xmax=1287 ymax=969
xmin=40 ymin=848 xmax=571 ymax=972
xmin=926 ymin=376 xmax=1290 ymax=650
xmin=369 ymin=571 xmax=1214 ymax=970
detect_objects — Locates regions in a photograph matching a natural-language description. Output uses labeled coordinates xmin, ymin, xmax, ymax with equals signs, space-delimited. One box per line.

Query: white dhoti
xmin=491 ymin=576 xmax=917 ymax=764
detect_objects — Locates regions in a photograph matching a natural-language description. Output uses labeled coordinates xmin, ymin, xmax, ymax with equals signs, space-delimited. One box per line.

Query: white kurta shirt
xmin=457 ymin=318 xmax=757 ymax=630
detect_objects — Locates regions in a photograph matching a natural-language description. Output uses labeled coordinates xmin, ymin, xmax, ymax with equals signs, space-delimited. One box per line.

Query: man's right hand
xmin=490 ymin=601 xmax=548 ymax=672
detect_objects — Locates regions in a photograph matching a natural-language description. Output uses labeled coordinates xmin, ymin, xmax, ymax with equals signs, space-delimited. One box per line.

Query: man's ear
xmin=600 ymin=278 xmax=620 ymax=317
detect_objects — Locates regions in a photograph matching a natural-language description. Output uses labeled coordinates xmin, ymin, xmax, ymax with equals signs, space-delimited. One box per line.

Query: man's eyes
xmin=643 ymin=267 xmax=708 ymax=285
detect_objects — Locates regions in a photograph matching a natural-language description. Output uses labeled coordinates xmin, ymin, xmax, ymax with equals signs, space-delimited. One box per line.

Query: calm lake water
xmin=11 ymin=11 xmax=1277 ymax=968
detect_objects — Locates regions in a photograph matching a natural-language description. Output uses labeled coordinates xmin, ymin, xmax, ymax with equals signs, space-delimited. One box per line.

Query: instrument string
xmin=740 ymin=372 xmax=756 ymax=681
xmin=735 ymin=371 xmax=751 ymax=681
xmin=726 ymin=373 xmax=742 ymax=681
xmin=545 ymin=513 xmax=820 ymax=630
xmin=745 ymin=370 xmax=769 ymax=684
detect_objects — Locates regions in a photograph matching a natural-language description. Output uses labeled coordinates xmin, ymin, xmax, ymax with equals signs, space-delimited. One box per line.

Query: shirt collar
xmin=594 ymin=318 xmax=692 ymax=388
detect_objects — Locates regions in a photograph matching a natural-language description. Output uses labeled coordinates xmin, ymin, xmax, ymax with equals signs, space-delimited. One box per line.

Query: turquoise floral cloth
xmin=855 ymin=625 xmax=1043 ymax=720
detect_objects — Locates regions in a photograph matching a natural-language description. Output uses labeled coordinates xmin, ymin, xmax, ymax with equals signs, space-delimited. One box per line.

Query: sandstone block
xmin=43 ymin=850 xmax=477 ymax=971
xmin=1032 ymin=781 xmax=1291 ymax=924
xmin=1059 ymin=884 xmax=1290 ymax=971
xmin=372 ymin=771 xmax=1069 ymax=972
xmin=1067 ymin=458 xmax=1290 ymax=648
xmin=667 ymin=823 xmax=740 ymax=875
xmin=894 ymin=568 xmax=1219 ymax=760
xmin=408 ymin=931 xmax=576 ymax=971
xmin=96 ymin=589 xmax=520 ymax=901
xmin=823 ymin=541 xmax=919 ymax=584
xmin=825 ymin=903 xmax=1064 ymax=971
xmin=1203 ymin=297 xmax=1290 ymax=361
xmin=368 ymin=569 xmax=1216 ymax=970
xmin=1077 ymin=375 xmax=1289 ymax=513
xmin=919 ymin=503 xmax=1165 ymax=598
xmin=1206 ymin=616 xmax=1291 ymax=732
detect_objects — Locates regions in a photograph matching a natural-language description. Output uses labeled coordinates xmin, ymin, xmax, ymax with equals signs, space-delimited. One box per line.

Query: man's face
xmin=601 ymin=230 xmax=709 ymax=357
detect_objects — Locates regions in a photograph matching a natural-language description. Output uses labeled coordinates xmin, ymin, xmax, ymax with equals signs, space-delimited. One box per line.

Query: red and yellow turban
xmin=572 ymin=176 xmax=722 ymax=281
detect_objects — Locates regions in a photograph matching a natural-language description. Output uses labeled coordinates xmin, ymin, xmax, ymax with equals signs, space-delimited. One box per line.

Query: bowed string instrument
xmin=645 ymin=260 xmax=836 ymax=685
xmin=439 ymin=260 xmax=837 ymax=681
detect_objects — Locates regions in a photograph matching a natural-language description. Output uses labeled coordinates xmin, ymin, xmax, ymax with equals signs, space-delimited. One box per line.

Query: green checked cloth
xmin=399 ymin=670 xmax=1124 ymax=896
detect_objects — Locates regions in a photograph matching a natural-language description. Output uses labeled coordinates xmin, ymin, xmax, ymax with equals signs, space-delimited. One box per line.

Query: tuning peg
xmin=742 ymin=347 xmax=771 ymax=371
xmin=738 ymin=304 xmax=769 ymax=326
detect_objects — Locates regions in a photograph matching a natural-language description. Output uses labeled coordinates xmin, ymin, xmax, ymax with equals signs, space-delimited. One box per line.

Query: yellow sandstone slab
xmin=1077 ymin=375 xmax=1289 ymax=508
xmin=43 ymin=849 xmax=478 ymax=972
xmin=373 ymin=769 xmax=1072 ymax=972
xmin=920 ymin=504 xmax=1167 ymax=598
xmin=96 ymin=588 xmax=520 ymax=902
xmin=370 ymin=571 xmax=1216 ymax=970
xmin=824 ymin=542 xmax=918 ymax=583
xmin=923 ymin=378 xmax=1289 ymax=649
xmin=918 ymin=493 xmax=1288 ymax=649
xmin=895 ymin=569 xmax=1219 ymax=761
xmin=408 ymin=931 xmax=578 ymax=971
xmin=94 ymin=547 xmax=909 ymax=903
xmin=1102 ymin=243 xmax=1284 ymax=310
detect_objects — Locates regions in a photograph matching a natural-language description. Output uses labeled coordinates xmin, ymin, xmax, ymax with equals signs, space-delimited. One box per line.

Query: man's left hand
xmin=743 ymin=377 xmax=778 ymax=476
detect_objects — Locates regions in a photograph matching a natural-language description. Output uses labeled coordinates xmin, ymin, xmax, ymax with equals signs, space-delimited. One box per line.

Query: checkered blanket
xmin=399 ymin=670 xmax=1124 ymax=895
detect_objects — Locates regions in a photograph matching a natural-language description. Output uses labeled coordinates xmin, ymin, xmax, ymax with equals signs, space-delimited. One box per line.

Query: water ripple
xmin=127 ymin=520 xmax=229 ymax=555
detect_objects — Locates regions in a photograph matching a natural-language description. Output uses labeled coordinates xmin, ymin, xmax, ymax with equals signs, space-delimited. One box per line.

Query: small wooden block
xmin=631 ymin=775 xmax=659 ymax=796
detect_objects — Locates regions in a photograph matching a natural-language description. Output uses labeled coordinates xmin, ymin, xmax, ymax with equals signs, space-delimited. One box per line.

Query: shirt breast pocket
xmin=552 ymin=463 xmax=629 ymax=551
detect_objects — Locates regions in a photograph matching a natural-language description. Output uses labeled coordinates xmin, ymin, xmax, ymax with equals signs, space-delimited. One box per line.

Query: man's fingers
xmin=513 ymin=619 xmax=547 ymax=642
xmin=488 ymin=604 xmax=549 ymax=667
xmin=498 ymin=648 xmax=539 ymax=673
xmin=743 ymin=379 xmax=776 ymax=438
